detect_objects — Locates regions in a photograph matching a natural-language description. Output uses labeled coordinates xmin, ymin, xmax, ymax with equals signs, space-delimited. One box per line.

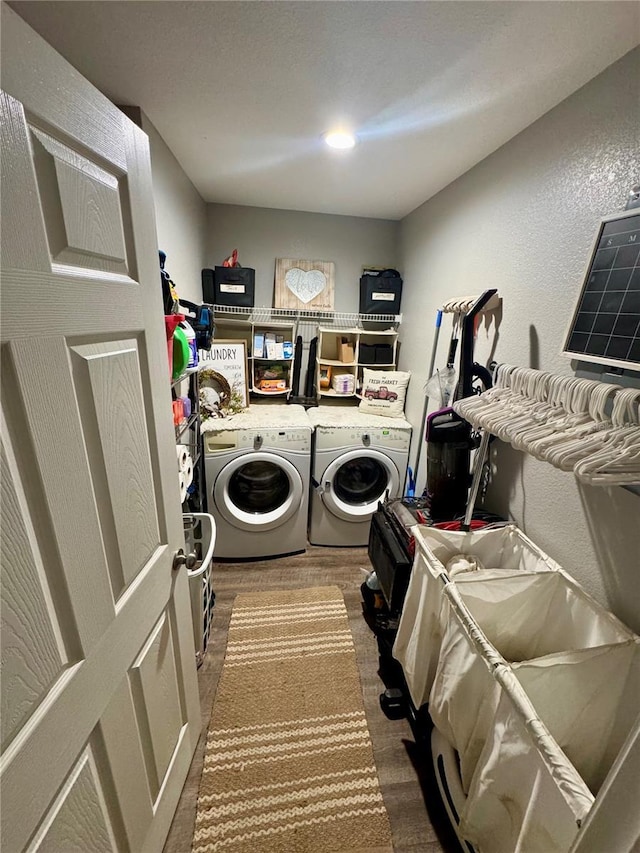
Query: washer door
xmin=214 ymin=452 xmax=303 ymax=532
xmin=321 ymin=449 xmax=400 ymax=522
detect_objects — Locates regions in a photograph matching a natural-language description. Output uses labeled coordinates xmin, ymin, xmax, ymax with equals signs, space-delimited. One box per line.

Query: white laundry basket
xmin=430 ymin=571 xmax=639 ymax=795
xmin=394 ymin=524 xmax=640 ymax=853
xmin=393 ymin=524 xmax=561 ymax=709
xmin=183 ymin=513 xmax=216 ymax=666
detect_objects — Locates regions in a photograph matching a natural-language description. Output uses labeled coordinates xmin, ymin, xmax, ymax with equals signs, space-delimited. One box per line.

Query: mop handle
xmin=461 ymin=429 xmax=491 ymax=531
xmin=411 ymin=309 xmax=443 ymax=493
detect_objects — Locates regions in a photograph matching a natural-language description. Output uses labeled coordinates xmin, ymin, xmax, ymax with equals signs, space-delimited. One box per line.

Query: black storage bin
xmin=359 ymin=343 xmax=377 ymax=364
xmin=202 ymin=266 xmax=255 ymax=307
xmin=375 ymin=343 xmax=394 ymax=364
xmin=359 ymin=271 xmax=402 ymax=315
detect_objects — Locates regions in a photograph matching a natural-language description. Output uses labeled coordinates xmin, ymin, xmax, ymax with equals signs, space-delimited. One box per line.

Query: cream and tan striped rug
xmin=193 ymin=586 xmax=393 ymax=853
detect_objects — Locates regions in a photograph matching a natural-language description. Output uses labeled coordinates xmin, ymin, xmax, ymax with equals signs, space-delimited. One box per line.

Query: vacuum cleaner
xmin=425 ymin=290 xmax=496 ymax=521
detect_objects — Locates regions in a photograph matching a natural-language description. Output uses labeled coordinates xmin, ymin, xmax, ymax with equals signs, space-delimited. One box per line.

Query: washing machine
xmin=204 ymin=405 xmax=311 ymax=559
xmin=308 ymin=409 xmax=412 ymax=547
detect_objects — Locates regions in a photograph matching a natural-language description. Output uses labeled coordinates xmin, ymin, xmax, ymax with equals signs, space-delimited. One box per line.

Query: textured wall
xmin=399 ymin=47 xmax=640 ymax=630
xmin=140 ymin=113 xmax=208 ymax=304
xmin=206 ymin=204 xmax=399 ymax=312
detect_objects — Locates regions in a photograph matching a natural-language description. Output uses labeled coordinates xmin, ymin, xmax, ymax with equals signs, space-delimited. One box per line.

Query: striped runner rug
xmin=193 ymin=586 xmax=393 ymax=853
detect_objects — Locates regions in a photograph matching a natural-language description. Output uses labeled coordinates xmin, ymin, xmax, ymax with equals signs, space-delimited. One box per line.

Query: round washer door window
xmin=321 ymin=449 xmax=400 ymax=522
xmin=214 ymin=452 xmax=303 ymax=531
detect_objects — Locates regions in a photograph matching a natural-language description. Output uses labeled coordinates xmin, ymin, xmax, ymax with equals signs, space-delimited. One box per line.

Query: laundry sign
xmin=200 ymin=339 xmax=249 ymax=416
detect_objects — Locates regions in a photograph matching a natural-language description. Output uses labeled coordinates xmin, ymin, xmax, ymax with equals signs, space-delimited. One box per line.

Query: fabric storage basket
xmin=359 ymin=272 xmax=402 ymax=314
xmin=393 ymin=524 xmax=561 ymax=709
xmin=201 ymin=266 xmax=255 ymax=307
xmin=429 ymin=574 xmax=639 ymax=795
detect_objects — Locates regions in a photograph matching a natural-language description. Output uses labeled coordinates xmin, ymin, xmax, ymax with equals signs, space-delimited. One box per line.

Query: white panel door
xmin=0 ymin=7 xmax=200 ymax=852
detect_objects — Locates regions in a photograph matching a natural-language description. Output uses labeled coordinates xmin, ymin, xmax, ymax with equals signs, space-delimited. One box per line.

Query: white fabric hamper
xmin=393 ymin=524 xmax=640 ymax=853
xmin=393 ymin=524 xmax=562 ymax=709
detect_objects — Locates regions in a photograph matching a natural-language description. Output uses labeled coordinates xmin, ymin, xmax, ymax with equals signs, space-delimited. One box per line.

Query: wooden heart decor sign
xmin=274 ymin=258 xmax=335 ymax=311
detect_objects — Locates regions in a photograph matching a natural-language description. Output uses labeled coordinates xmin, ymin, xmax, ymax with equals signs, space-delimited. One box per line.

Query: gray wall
xmin=399 ymin=47 xmax=640 ymax=631
xmin=140 ymin=113 xmax=208 ymax=304
xmin=206 ymin=204 xmax=399 ymax=312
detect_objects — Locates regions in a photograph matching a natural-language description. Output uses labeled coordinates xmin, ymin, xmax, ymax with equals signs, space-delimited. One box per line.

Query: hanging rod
xmin=441 ymin=293 xmax=502 ymax=314
xmin=453 ymin=363 xmax=640 ymax=488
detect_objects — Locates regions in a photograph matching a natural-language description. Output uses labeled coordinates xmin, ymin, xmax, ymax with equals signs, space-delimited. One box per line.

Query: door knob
xmin=173 ymin=548 xmax=199 ymax=571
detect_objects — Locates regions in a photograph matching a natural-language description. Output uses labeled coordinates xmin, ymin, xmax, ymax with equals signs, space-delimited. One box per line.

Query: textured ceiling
xmin=10 ymin=1 xmax=640 ymax=220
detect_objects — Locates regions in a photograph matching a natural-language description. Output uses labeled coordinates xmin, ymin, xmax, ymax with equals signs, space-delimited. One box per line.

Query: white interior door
xmin=0 ymin=7 xmax=200 ymax=852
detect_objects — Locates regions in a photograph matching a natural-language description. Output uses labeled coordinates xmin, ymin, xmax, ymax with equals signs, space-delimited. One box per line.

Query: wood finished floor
xmin=163 ymin=546 xmax=459 ymax=853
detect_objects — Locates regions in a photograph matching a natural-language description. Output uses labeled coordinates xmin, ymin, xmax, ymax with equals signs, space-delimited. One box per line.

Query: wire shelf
xmin=210 ymin=304 xmax=401 ymax=326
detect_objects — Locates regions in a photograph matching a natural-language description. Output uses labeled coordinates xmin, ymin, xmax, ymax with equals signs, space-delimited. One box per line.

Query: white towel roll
xmin=177 ymin=444 xmax=189 ymax=470
xmin=183 ymin=454 xmax=193 ymax=488
xmin=179 ymin=471 xmax=187 ymax=503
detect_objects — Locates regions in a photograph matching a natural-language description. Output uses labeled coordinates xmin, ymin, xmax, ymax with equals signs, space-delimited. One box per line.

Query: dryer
xmin=204 ymin=406 xmax=311 ymax=559
xmin=308 ymin=409 xmax=411 ymax=547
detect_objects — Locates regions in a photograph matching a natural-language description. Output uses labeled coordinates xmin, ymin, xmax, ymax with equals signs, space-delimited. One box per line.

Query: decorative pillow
xmin=358 ymin=369 xmax=411 ymax=418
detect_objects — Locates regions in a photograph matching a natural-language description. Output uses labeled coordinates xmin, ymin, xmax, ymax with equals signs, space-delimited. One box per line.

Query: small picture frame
xmin=200 ymin=339 xmax=249 ymax=418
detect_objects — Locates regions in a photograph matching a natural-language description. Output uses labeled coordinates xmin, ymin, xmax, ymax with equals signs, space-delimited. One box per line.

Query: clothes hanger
xmin=553 ymin=389 xmax=640 ymax=473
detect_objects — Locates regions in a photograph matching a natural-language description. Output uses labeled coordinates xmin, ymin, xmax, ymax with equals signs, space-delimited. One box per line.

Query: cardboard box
xmin=337 ymin=336 xmax=355 ymax=363
xmin=259 ymin=378 xmax=287 ymax=391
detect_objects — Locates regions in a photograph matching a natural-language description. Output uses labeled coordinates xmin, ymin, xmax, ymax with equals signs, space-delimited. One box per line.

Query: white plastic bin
xmin=183 ymin=513 xmax=216 ymax=664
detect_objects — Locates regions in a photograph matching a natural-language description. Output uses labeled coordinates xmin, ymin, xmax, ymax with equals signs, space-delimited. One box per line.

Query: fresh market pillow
xmin=359 ymin=369 xmax=411 ymax=418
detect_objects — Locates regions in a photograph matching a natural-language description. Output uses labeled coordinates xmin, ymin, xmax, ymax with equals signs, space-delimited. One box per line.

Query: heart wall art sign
xmin=274 ymin=258 xmax=335 ymax=311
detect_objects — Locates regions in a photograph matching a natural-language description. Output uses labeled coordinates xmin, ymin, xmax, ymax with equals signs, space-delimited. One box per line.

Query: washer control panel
xmin=206 ymin=428 xmax=311 ymax=454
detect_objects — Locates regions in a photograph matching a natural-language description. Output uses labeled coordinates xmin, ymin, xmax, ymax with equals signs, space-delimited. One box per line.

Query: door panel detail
xmin=98 ymin=677 xmax=154 ymax=853
xmin=27 ymin=747 xmax=117 ymax=853
xmin=0 ymin=93 xmax=51 ymax=272
xmin=129 ymin=611 xmax=183 ymax=801
xmin=0 ymin=440 xmax=67 ymax=752
xmin=29 ymin=125 xmax=130 ymax=275
xmin=7 ymin=335 xmax=116 ymax=649
xmin=70 ymin=340 xmax=161 ymax=599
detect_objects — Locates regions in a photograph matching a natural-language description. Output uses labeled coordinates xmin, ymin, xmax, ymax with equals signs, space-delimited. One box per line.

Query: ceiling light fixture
xmin=323 ymin=130 xmax=357 ymax=150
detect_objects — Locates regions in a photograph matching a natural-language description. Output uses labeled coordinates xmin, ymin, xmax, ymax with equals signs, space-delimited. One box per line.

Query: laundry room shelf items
xmin=172 ymin=366 xmax=206 ymax=511
xmin=317 ymin=326 xmax=400 ymax=400
xmin=210 ymin=306 xmax=402 ymax=402
xmin=212 ymin=312 xmax=297 ymax=397
xmin=453 ymin=364 xmax=640 ymax=486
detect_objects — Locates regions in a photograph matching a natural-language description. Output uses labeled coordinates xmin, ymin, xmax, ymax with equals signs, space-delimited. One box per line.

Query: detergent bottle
xmin=180 ymin=320 xmax=198 ymax=368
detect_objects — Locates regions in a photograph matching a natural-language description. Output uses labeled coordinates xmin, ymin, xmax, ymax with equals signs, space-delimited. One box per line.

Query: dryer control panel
xmin=316 ymin=426 xmax=411 ymax=451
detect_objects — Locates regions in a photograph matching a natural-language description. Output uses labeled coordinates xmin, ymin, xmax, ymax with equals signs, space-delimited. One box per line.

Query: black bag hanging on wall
xmin=179 ymin=299 xmax=215 ymax=350
xmin=359 ymin=269 xmax=403 ymax=315
xmin=160 ymin=250 xmax=180 ymax=314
